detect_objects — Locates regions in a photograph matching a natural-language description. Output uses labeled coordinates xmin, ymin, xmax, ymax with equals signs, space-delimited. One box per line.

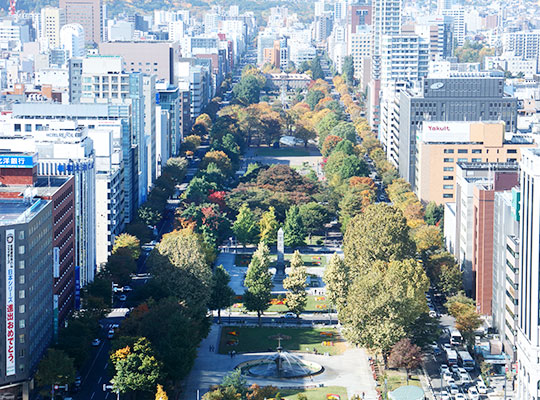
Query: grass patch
xmin=269 ymin=254 xmax=327 ymax=268
xmin=254 ymin=147 xmax=312 ymax=157
xmin=230 ymin=295 xmax=331 ymax=313
xmin=281 ymin=386 xmax=348 ymax=400
xmin=219 ymin=326 xmax=345 ymax=355
xmin=378 ymin=369 xmax=421 ymax=392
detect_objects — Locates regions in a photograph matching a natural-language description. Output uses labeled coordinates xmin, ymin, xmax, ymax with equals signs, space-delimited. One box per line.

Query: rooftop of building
xmin=0 ymin=198 xmax=50 ymax=226
xmin=0 ymin=176 xmax=71 ymax=198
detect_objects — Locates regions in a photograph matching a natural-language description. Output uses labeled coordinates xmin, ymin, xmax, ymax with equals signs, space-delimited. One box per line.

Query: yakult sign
xmin=5 ymin=229 xmax=15 ymax=376
xmin=419 ymin=121 xmax=471 ymax=143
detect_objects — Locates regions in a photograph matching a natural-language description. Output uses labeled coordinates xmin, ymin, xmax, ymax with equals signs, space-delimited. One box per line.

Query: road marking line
xmin=91 ymin=392 xmax=95 ymax=399
xmin=98 ymin=376 xmax=102 ymax=384
xmin=104 ymin=362 xmax=108 ymax=370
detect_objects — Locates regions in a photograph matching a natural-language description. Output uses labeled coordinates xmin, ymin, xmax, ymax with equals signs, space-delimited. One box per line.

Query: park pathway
xmin=182 ymin=324 xmax=378 ymax=400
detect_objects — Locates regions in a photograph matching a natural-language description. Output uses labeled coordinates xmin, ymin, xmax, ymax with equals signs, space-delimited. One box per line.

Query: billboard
xmin=419 ymin=121 xmax=471 ymax=143
xmin=5 ymin=230 xmax=15 ymax=376
xmin=0 ymin=154 xmax=37 ymax=169
xmin=53 ymin=247 xmax=60 ymax=278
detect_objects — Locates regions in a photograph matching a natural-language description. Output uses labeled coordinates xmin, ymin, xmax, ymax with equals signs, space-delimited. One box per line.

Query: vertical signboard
xmin=5 ymin=229 xmax=15 ymax=376
xmin=53 ymin=295 xmax=59 ymax=342
xmin=75 ymin=266 xmax=81 ymax=310
xmin=53 ymin=247 xmax=60 ymax=278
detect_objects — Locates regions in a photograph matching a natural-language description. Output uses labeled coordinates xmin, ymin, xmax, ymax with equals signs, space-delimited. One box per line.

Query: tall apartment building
xmin=59 ymin=0 xmax=103 ymax=44
xmin=40 ymin=7 xmax=66 ymax=50
xmin=517 ymin=148 xmax=540 ymax=400
xmin=415 ymin=15 xmax=453 ymax=60
xmin=503 ymin=30 xmax=540 ymax=60
xmin=0 ymin=194 xmax=53 ymax=399
xmin=381 ymin=34 xmax=429 ymax=88
xmin=395 ymin=74 xmax=518 ymax=188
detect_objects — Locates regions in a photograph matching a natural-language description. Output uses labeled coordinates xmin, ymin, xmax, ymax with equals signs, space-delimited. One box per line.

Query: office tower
xmin=40 ymin=7 xmax=66 ymax=50
xmin=442 ymin=6 xmax=465 ymax=47
xmin=60 ymin=23 xmax=85 ymax=58
xmin=144 ymin=75 xmax=157 ymax=192
xmin=59 ymin=0 xmax=103 ymax=44
xmin=0 ymin=153 xmax=76 ymax=329
xmin=415 ymin=15 xmax=453 ymax=60
xmin=0 ymin=173 xmax=53 ymax=396
xmin=395 ymin=74 xmax=518 ymax=187
xmin=517 ymin=148 xmax=540 ymax=400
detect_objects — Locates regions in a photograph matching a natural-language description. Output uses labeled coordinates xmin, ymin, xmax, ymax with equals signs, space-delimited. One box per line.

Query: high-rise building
xmin=503 ymin=30 xmax=540 ymax=60
xmin=517 ymin=148 xmax=540 ymax=400
xmin=59 ymin=0 xmax=103 ymax=44
xmin=40 ymin=7 xmax=66 ymax=50
xmin=380 ymin=34 xmax=429 ymax=88
xmin=60 ymin=23 xmax=85 ymax=58
xmin=442 ymin=6 xmax=465 ymax=47
xmin=0 ymin=181 xmax=54 ymax=398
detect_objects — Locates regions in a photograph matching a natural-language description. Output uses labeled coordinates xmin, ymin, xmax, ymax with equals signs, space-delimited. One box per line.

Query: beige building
xmin=415 ymin=121 xmax=535 ymax=204
xmin=60 ymin=0 xmax=102 ymax=44
xmin=40 ymin=7 xmax=66 ymax=50
xmin=98 ymin=41 xmax=181 ymax=83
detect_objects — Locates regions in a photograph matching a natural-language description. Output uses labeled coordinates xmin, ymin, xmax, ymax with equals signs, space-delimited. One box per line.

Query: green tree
xmin=425 ymin=201 xmax=444 ymax=226
xmin=209 ymin=265 xmax=235 ymax=323
xmin=111 ymin=338 xmax=163 ymax=395
xmin=112 ymin=233 xmax=141 ymax=259
xmin=425 ymin=252 xmax=462 ymax=296
xmin=343 ymin=203 xmax=415 ymax=277
xmin=138 ymin=206 xmax=162 ymax=227
xmin=35 ymin=349 xmax=76 ymax=397
xmin=388 ymin=338 xmax=423 ymax=385
xmin=233 ymin=204 xmax=260 ymax=246
xmin=103 ymin=247 xmax=137 ymax=286
xmin=233 ymin=74 xmax=262 ymax=105
xmin=342 ymin=55 xmax=354 ymax=85
xmin=184 ymin=176 xmax=218 ymax=204
xmin=316 ymin=112 xmax=340 ymax=143
xmin=310 ymin=57 xmax=324 ymax=80
xmin=243 ymin=242 xmax=273 ymax=325
xmin=203 ymin=386 xmax=241 ymax=400
xmin=323 ymin=253 xmax=349 ymax=312
xmin=330 ymin=121 xmax=356 ymax=143
xmin=259 ymin=207 xmax=279 ymax=245
xmin=150 ymin=228 xmax=213 ymax=310
xmin=340 ymin=259 xmax=429 ymax=358
xmin=164 ymin=157 xmax=188 ymax=183
xmin=305 ymin=89 xmax=325 ymax=110
xmin=283 ymin=251 xmax=307 ymax=316
xmin=221 ymin=369 xmax=247 ymax=393
xmin=283 ymin=205 xmax=306 ymax=248
xmin=446 ymin=294 xmax=482 ymax=345
xmin=298 ymin=202 xmax=330 ymax=243
xmin=321 ymin=135 xmax=343 ymax=158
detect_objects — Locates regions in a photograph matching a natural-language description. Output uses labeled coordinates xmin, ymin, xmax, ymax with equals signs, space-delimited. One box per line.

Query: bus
xmin=446 ymin=349 xmax=458 ymax=366
xmin=458 ymin=350 xmax=475 ymax=371
xmin=450 ymin=329 xmax=463 ymax=346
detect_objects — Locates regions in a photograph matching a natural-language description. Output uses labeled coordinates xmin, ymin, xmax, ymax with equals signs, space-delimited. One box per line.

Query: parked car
xmin=443 ymin=371 xmax=454 ymax=382
xmin=468 ymin=386 xmax=480 ymax=400
xmin=440 ymin=390 xmax=450 ymax=400
xmin=440 ymin=364 xmax=449 ymax=372
xmin=281 ymin=312 xmax=296 ymax=319
xmin=460 ymin=372 xmax=472 ymax=384
xmin=91 ymin=338 xmax=101 ymax=347
xmin=445 ymin=377 xmax=456 ymax=386
xmin=122 ymin=285 xmax=132 ymax=292
xmin=455 ymin=393 xmax=466 ymax=400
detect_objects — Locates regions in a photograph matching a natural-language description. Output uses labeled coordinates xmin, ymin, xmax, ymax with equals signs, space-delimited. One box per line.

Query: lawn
xmin=230 ymin=295 xmax=331 ymax=313
xmin=379 ymin=369 xmax=421 ymax=392
xmin=280 ymin=386 xmax=348 ymax=400
xmin=236 ymin=253 xmax=328 ymax=268
xmin=253 ymin=147 xmax=312 ymax=157
xmin=219 ymin=326 xmax=346 ymax=355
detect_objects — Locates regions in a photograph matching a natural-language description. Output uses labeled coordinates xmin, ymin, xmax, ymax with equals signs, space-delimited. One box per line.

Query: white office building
xmin=442 ymin=6 xmax=465 ymax=47
xmin=60 ymin=23 xmax=85 ymax=58
xmin=517 ymin=148 xmax=540 ymax=400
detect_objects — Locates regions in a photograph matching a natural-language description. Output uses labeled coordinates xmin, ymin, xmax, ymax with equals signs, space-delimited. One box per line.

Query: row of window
xmin=443 ymin=148 xmax=518 ymax=154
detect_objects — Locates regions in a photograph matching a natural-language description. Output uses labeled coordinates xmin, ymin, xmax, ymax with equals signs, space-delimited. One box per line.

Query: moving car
xmin=440 ymin=390 xmax=450 ymax=400
xmin=449 ymin=383 xmax=459 ymax=395
xmin=107 ymin=329 xmax=114 ymax=339
xmin=281 ymin=312 xmax=296 ymax=319
xmin=468 ymin=386 xmax=480 ymax=400
xmin=91 ymin=338 xmax=101 ymax=347
xmin=477 ymin=380 xmax=488 ymax=394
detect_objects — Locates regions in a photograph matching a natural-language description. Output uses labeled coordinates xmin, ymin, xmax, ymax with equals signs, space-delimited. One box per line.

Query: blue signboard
xmin=0 ymin=155 xmax=36 ymax=168
xmin=75 ymin=266 xmax=81 ymax=310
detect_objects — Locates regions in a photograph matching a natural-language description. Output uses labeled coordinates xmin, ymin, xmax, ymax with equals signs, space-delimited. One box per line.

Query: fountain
xmin=238 ymin=337 xmax=323 ymax=379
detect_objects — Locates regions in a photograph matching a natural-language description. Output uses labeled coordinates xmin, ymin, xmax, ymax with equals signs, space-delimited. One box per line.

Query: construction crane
xmin=9 ymin=0 xmax=17 ymax=15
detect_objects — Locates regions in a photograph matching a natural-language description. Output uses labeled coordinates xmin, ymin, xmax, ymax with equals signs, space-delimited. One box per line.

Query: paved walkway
xmin=182 ymin=324 xmax=378 ymax=400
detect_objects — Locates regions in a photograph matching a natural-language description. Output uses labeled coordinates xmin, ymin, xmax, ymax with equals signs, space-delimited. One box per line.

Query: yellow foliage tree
xmin=156 ymin=384 xmax=169 ymax=400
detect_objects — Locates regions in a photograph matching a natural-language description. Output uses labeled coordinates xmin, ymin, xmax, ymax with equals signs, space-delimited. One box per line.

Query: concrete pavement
xmin=182 ymin=324 xmax=378 ymax=400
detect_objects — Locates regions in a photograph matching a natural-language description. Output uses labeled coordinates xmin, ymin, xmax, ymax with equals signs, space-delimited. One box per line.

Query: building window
xmin=18 ymin=246 xmax=24 ymax=254
xmin=18 ymin=231 xmax=24 ymax=240
xmin=443 ymin=185 xmax=454 ymax=190
xmin=443 ymin=176 xmax=454 ymax=181
xmin=457 ymin=149 xmax=468 ymax=154
xmin=443 ymin=193 xmax=453 ymax=198
xmin=444 ymin=149 xmax=454 ymax=154
xmin=18 ymin=290 xmax=25 ymax=299
xmin=507 ymin=149 xmax=517 ymax=154
xmin=14 ymin=124 xmax=21 ymax=132
xmin=19 ymin=319 xmax=25 ymax=329
xmin=24 ymin=124 xmax=31 ymax=132
xmin=18 ymin=260 xmax=24 ymax=269
xmin=443 ymin=167 xmax=454 ymax=172
xmin=19 ymin=305 xmax=25 ymax=314
xmin=443 ymin=158 xmax=454 ymax=162
xmin=18 ymin=275 xmax=24 ymax=284
xmin=472 ymin=149 xmax=482 ymax=154
xmin=19 ymin=334 xmax=24 ymax=344
xmin=472 ymin=158 xmax=482 ymax=162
